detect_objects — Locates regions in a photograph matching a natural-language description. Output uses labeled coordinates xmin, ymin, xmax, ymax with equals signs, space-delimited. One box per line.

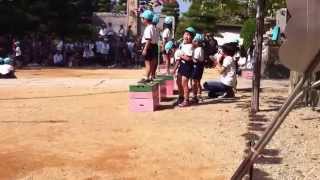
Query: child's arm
xmin=142 ymin=39 xmax=151 ymax=56
xmin=180 ymin=54 xmax=193 ymax=62
xmin=172 ymin=59 xmax=180 ymax=75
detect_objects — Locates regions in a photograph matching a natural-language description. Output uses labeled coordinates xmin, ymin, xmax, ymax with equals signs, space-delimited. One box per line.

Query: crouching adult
xmin=203 ymin=43 xmax=237 ymax=98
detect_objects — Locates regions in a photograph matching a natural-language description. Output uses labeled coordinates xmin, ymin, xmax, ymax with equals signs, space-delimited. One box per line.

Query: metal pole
xmin=232 ymin=51 xmax=320 ymax=179
xmin=251 ymin=0 xmax=265 ymax=113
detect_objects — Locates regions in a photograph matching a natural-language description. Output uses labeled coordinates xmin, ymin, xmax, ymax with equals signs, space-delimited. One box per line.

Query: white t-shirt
xmin=174 ymin=49 xmax=182 ymax=60
xmin=141 ymin=24 xmax=157 ymax=44
xmin=180 ymin=43 xmax=193 ymax=57
xmin=193 ymin=47 xmax=204 ymax=63
xmin=220 ymin=56 xmax=236 ymax=87
xmin=53 ymin=54 xmax=63 ymax=64
xmin=162 ymin=28 xmax=171 ymax=42
xmin=56 ymin=41 xmax=64 ymax=51
xmin=15 ymin=46 xmax=22 ymax=57
xmin=99 ymin=28 xmax=107 ymax=36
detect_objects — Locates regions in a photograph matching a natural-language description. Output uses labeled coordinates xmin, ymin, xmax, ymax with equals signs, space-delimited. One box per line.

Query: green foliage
xmin=176 ymin=0 xmax=217 ymax=38
xmin=162 ymin=1 xmax=179 ymax=18
xmin=266 ymin=0 xmax=286 ymax=16
xmin=240 ymin=18 xmax=256 ymax=49
xmin=0 ymin=0 xmax=96 ymax=37
xmin=96 ymin=0 xmax=111 ymax=12
xmin=114 ymin=0 xmax=127 ymax=14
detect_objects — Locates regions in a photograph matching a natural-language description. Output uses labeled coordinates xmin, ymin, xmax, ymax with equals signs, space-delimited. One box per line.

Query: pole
xmin=136 ymin=0 xmax=141 ymax=36
xmin=232 ymin=50 xmax=320 ymax=179
xmin=251 ymin=0 xmax=265 ymax=113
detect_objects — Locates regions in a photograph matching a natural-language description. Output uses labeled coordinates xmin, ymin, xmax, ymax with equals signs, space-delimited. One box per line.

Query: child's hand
xmin=142 ymin=49 xmax=147 ymax=56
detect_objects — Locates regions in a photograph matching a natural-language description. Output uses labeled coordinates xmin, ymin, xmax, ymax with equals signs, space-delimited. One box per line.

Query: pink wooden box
xmin=159 ymin=64 xmax=167 ymax=74
xmin=129 ymin=98 xmax=156 ymax=112
xmin=242 ymin=70 xmax=253 ymax=79
xmin=129 ymin=91 xmax=159 ymax=106
xmin=165 ymin=80 xmax=174 ymax=96
xmin=159 ymin=84 xmax=167 ymax=100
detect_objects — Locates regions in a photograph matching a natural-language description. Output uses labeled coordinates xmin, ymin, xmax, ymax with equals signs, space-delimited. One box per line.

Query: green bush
xmin=240 ymin=18 xmax=256 ymax=49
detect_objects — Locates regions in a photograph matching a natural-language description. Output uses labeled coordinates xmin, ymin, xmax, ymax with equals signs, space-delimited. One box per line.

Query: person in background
xmin=164 ymin=41 xmax=176 ymax=72
xmin=53 ymin=50 xmax=64 ymax=66
xmin=204 ymin=32 xmax=218 ymax=68
xmin=126 ymin=25 xmax=134 ymax=40
xmin=127 ymin=38 xmax=136 ymax=66
xmin=99 ymin=25 xmax=107 ymax=37
xmin=162 ymin=16 xmax=173 ymax=74
xmin=107 ymin=23 xmax=115 ymax=37
xmin=119 ymin=24 xmax=125 ymax=38
xmin=14 ymin=41 xmax=22 ymax=67
xmin=138 ymin=10 xmax=157 ymax=83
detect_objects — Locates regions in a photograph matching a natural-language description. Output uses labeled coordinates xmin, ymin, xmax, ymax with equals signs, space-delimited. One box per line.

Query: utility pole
xmin=251 ymin=0 xmax=265 ymax=113
xmin=127 ymin=0 xmax=141 ymax=36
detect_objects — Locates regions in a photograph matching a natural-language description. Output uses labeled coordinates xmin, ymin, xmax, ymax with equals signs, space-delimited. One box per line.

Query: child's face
xmin=183 ymin=32 xmax=193 ymax=43
xmin=169 ymin=48 xmax=176 ymax=56
xmin=142 ymin=18 xmax=149 ymax=26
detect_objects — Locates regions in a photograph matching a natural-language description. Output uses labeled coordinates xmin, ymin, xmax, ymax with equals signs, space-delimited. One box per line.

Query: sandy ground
xmin=0 ymin=68 xmax=318 ymax=180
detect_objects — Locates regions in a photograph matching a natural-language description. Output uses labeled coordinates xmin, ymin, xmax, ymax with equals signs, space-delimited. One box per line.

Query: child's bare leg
xmin=177 ymin=74 xmax=183 ymax=97
xmin=197 ymin=81 xmax=202 ymax=97
xmin=150 ymin=59 xmax=157 ymax=79
xmin=182 ymin=76 xmax=190 ymax=102
xmin=145 ymin=60 xmax=151 ymax=79
xmin=163 ymin=54 xmax=170 ymax=74
xmin=192 ymin=79 xmax=198 ymax=98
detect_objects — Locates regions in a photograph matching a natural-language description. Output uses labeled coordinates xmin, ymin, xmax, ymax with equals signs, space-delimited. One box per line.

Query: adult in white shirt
xmin=203 ymin=43 xmax=237 ymax=98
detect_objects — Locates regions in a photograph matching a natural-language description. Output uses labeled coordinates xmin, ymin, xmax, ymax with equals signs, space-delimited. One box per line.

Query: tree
xmin=96 ymin=0 xmax=111 ymax=12
xmin=240 ymin=18 xmax=256 ymax=49
xmin=161 ymin=1 xmax=180 ymax=24
xmin=114 ymin=0 xmax=127 ymax=14
xmin=0 ymin=0 xmax=97 ymax=38
xmin=177 ymin=0 xmax=217 ymax=37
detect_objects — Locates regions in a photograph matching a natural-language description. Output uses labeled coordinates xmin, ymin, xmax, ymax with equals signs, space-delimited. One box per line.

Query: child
xmin=176 ymin=27 xmax=196 ymax=107
xmin=138 ymin=10 xmax=158 ymax=83
xmin=164 ymin=41 xmax=175 ymax=65
xmin=203 ymin=42 xmax=237 ymax=98
xmin=191 ymin=33 xmax=205 ymax=103
xmin=162 ymin=16 xmax=173 ymax=75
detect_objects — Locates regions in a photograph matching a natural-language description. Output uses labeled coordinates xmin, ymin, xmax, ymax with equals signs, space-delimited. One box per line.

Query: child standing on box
xmin=138 ymin=10 xmax=158 ymax=83
xmin=191 ymin=33 xmax=205 ymax=104
xmin=162 ymin=16 xmax=173 ymax=75
xmin=175 ymin=27 xmax=196 ymax=107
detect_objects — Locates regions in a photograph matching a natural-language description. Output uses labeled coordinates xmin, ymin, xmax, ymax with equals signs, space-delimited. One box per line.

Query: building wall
xmin=92 ymin=13 xmax=128 ymax=33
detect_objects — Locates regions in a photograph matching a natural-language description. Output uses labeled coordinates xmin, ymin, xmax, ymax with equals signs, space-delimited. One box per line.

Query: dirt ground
xmin=0 ymin=68 xmax=319 ymax=180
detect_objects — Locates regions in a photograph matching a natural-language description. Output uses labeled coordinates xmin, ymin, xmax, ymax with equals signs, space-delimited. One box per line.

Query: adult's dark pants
xmin=203 ymin=80 xmax=233 ymax=97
